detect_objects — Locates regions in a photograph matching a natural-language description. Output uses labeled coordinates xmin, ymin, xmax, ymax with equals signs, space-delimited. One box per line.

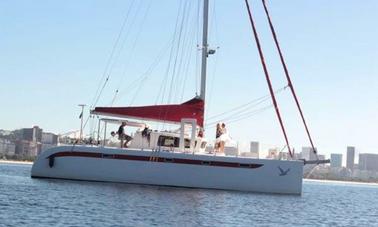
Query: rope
xmin=167 ymin=1 xmax=190 ymax=104
xmin=156 ymin=0 xmax=184 ymax=106
xmin=115 ymin=0 xmax=153 ymax=99
xmin=90 ymin=0 xmax=137 ymax=108
xmin=207 ymin=104 xmax=273 ymax=127
xmin=173 ymin=1 xmax=195 ymax=103
xmin=207 ymin=97 xmax=269 ymax=125
xmin=244 ymin=0 xmax=293 ymax=158
xmin=178 ymin=2 xmax=199 ymax=102
xmin=105 ymin=0 xmax=144 ymax=80
xmin=194 ymin=0 xmax=201 ymax=94
xmin=114 ymin=38 xmax=173 ymax=106
xmin=205 ymin=105 xmax=273 ymax=131
xmin=154 ymin=0 xmax=187 ymax=131
xmin=261 ymin=0 xmax=318 ymax=158
xmin=82 ymin=1 xmax=139 ymax=136
xmin=206 ymin=86 xmax=287 ymax=121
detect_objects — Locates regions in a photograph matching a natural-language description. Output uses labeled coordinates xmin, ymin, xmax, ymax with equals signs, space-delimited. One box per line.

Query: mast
xmin=78 ymin=104 xmax=86 ymax=141
xmin=199 ymin=0 xmax=209 ymax=101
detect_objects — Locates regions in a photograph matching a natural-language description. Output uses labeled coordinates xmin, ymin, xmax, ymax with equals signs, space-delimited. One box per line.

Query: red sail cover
xmin=92 ymin=98 xmax=204 ymax=127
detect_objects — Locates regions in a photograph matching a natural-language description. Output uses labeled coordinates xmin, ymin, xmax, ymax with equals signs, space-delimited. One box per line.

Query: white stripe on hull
xmin=31 ymin=146 xmax=304 ymax=194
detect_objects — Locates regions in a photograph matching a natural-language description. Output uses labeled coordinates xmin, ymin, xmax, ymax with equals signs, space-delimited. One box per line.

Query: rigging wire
xmin=179 ymin=40 xmax=195 ymax=101
xmin=114 ymin=38 xmax=173 ymax=106
xmin=172 ymin=1 xmax=201 ymax=104
xmin=204 ymin=86 xmax=288 ymax=130
xmin=150 ymin=1 xmax=201 ymax=131
xmin=86 ymin=1 xmax=140 ymax=135
xmin=155 ymin=0 xmax=184 ymax=106
xmin=194 ymin=0 xmax=201 ymax=94
xmin=110 ymin=89 xmax=119 ymax=107
xmin=93 ymin=0 xmax=146 ymax=109
xmin=172 ymin=1 xmax=194 ymax=103
xmin=161 ymin=0 xmax=192 ymax=131
xmin=206 ymin=96 xmax=270 ymax=123
xmin=218 ymin=104 xmax=273 ymax=126
xmin=84 ymin=0 xmax=139 ymax=134
xmin=178 ymin=2 xmax=199 ymax=102
xmin=244 ymin=0 xmax=293 ymax=158
xmin=205 ymin=104 xmax=273 ymax=129
xmin=90 ymin=0 xmax=137 ymax=109
xmin=113 ymin=0 xmax=153 ymax=104
xmin=87 ymin=1 xmax=148 ymax=136
xmin=206 ymin=86 xmax=287 ymax=121
xmin=106 ymin=1 xmax=145 ymax=79
xmin=261 ymin=0 xmax=318 ymax=158
xmin=166 ymin=1 xmax=190 ymax=104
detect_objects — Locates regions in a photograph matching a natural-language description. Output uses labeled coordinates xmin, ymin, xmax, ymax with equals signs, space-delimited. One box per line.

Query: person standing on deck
xmin=118 ymin=122 xmax=132 ymax=148
xmin=219 ymin=123 xmax=230 ymax=153
xmin=198 ymin=128 xmax=204 ymax=138
xmin=214 ymin=123 xmax=222 ymax=153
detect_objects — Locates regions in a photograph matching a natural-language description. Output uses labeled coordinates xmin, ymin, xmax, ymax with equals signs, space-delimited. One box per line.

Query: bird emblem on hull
xmin=278 ymin=166 xmax=290 ymax=176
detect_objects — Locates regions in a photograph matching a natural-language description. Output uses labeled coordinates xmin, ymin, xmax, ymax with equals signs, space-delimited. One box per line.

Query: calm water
xmin=1 ymin=163 xmax=377 ymax=227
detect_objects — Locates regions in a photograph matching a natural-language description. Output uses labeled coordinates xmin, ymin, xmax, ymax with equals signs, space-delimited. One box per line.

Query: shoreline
xmin=304 ymin=178 xmax=378 ymax=186
xmin=0 ymin=160 xmax=33 ymax=165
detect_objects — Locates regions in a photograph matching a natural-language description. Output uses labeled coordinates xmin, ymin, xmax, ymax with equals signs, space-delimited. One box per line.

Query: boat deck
xmin=57 ymin=143 xmax=275 ymax=161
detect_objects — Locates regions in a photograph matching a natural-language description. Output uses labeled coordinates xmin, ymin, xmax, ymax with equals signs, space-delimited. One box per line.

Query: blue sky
xmin=1 ymin=0 xmax=377 ymax=157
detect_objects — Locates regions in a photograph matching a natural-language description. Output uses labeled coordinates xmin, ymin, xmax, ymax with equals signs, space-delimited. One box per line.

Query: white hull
xmin=31 ymin=146 xmax=304 ymax=194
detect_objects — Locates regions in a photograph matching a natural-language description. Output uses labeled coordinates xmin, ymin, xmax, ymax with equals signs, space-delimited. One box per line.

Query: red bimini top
xmin=92 ymin=97 xmax=204 ymax=127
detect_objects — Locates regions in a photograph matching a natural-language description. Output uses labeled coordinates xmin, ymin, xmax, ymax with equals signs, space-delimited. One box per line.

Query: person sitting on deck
xmin=118 ymin=122 xmax=132 ymax=148
xmin=141 ymin=125 xmax=152 ymax=144
xmin=107 ymin=131 xmax=119 ymax=147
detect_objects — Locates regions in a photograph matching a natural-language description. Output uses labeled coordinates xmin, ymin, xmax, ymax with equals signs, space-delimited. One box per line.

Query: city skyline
xmin=3 ymin=125 xmax=378 ymax=183
xmin=1 ymin=1 xmax=377 ymax=157
xmin=0 ymin=125 xmax=367 ymax=165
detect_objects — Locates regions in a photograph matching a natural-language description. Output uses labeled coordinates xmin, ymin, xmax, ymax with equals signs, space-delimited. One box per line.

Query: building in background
xmin=224 ymin=146 xmax=238 ymax=156
xmin=278 ymin=152 xmax=289 ymax=160
xmin=42 ymin=132 xmax=58 ymax=145
xmin=300 ymin=147 xmax=317 ymax=160
xmin=41 ymin=132 xmax=58 ymax=154
xmin=249 ymin=141 xmax=259 ymax=158
xmin=10 ymin=126 xmax=59 ymax=157
xmin=346 ymin=146 xmax=355 ymax=170
xmin=267 ymin=148 xmax=278 ymax=159
xmin=330 ymin=153 xmax=342 ymax=168
xmin=0 ymin=138 xmax=16 ymax=156
xmin=359 ymin=153 xmax=378 ymax=172
xmin=12 ymin=126 xmax=47 ymax=157
xmin=15 ymin=140 xmax=41 ymax=157
xmin=19 ymin=126 xmax=43 ymax=142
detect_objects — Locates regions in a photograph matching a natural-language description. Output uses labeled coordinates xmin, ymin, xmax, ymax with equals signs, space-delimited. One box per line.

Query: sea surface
xmin=1 ymin=163 xmax=377 ymax=227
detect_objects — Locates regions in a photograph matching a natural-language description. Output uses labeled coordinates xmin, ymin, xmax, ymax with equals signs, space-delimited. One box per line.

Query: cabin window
xmin=157 ymin=136 xmax=191 ymax=148
xmin=184 ymin=139 xmax=190 ymax=148
xmin=201 ymin=141 xmax=207 ymax=149
xmin=158 ymin=136 xmax=179 ymax=147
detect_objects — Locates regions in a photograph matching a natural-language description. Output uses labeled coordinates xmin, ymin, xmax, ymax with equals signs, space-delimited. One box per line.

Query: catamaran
xmin=31 ymin=0 xmax=329 ymax=194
